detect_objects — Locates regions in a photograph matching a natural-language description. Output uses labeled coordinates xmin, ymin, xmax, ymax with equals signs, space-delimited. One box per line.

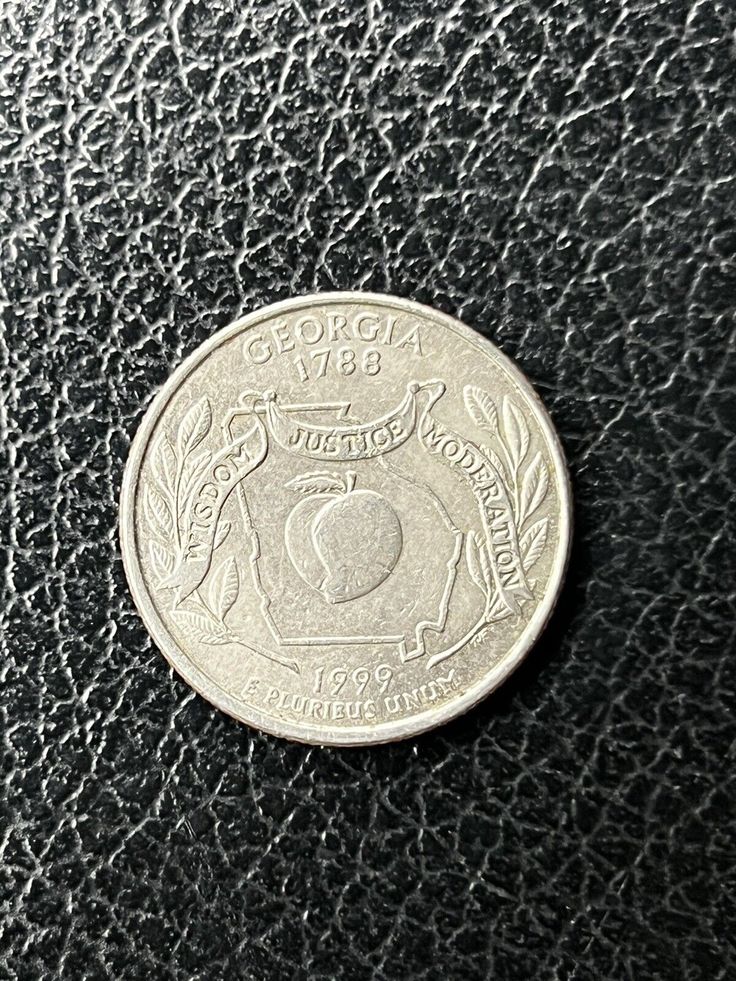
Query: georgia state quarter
xmin=120 ymin=293 xmax=572 ymax=745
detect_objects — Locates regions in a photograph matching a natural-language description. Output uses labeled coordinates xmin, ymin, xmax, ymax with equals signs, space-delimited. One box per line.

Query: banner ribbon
xmin=417 ymin=397 xmax=531 ymax=615
xmin=172 ymin=379 xmax=530 ymax=616
xmin=173 ymin=421 xmax=267 ymax=600
xmin=262 ymin=382 xmax=430 ymax=461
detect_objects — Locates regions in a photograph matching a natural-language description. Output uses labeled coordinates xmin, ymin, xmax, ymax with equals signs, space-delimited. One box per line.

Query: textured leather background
xmin=2 ymin=1 xmax=735 ymax=978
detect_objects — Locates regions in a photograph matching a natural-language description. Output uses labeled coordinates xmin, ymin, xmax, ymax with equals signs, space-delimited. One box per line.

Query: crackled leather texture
xmin=2 ymin=1 xmax=735 ymax=978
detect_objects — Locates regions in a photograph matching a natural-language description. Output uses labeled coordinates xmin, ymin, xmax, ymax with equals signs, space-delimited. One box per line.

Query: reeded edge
xmin=120 ymin=292 xmax=573 ymax=747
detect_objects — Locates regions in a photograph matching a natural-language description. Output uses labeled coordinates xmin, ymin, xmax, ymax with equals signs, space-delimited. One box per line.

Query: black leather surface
xmin=2 ymin=1 xmax=735 ymax=978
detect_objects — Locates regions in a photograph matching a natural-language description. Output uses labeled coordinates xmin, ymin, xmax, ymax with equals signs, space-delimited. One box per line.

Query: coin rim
xmin=120 ymin=292 xmax=572 ymax=746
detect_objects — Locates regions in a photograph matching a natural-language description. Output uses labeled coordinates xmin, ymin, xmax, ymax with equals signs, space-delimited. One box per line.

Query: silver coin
xmin=120 ymin=293 xmax=571 ymax=745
